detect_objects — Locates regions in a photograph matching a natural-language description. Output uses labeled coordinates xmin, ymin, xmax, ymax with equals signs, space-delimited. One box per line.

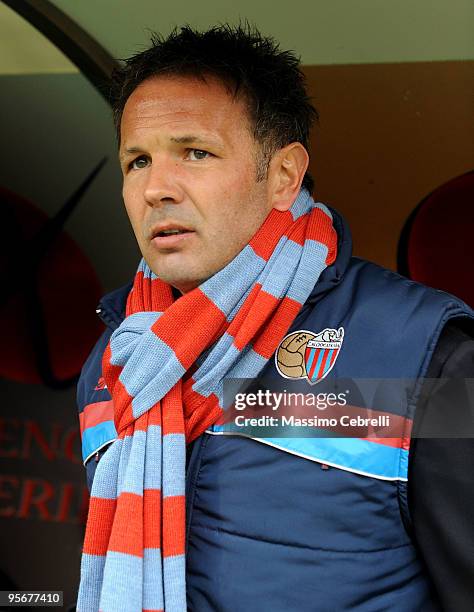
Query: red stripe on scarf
xmin=249 ymin=210 xmax=294 ymax=260
xmin=162 ymin=495 xmax=186 ymax=557
xmin=288 ymin=208 xmax=337 ymax=264
xmin=231 ymin=289 xmax=279 ymax=350
xmin=108 ymin=492 xmax=144 ymax=557
xmin=134 ymin=403 xmax=162 ymax=429
xmin=182 ymin=386 xmax=223 ymax=443
xmin=112 ymin=378 xmax=134 ymax=436
xmin=228 ymin=288 xmax=302 ymax=359
xmin=83 ymin=497 xmax=117 ymax=555
xmin=128 ymin=273 xmax=173 ymax=313
xmin=151 ymin=289 xmax=227 ymax=370
xmin=102 ymin=342 xmax=122 ymax=385
xmin=144 ymin=488 xmax=162 ymax=548
xmin=252 ymin=296 xmax=302 ymax=359
xmin=162 ymin=385 xmax=185 ymax=436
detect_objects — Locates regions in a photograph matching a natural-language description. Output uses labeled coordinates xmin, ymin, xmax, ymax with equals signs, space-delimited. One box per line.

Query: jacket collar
xmin=97 ymin=206 xmax=353 ymax=330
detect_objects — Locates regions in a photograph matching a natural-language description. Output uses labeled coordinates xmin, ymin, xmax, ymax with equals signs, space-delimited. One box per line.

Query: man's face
xmin=119 ymin=74 xmax=274 ymax=293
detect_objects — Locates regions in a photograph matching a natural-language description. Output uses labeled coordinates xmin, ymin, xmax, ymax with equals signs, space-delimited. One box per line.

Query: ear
xmin=268 ymin=143 xmax=310 ymax=211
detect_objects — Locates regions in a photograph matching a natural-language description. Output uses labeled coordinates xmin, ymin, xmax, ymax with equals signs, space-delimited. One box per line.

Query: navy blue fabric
xmin=77 ymin=208 xmax=473 ymax=611
xmin=186 ymin=437 xmax=436 ymax=612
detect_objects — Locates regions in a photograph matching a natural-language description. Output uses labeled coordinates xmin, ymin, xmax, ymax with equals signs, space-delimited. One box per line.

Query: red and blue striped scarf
xmin=77 ymin=190 xmax=337 ymax=611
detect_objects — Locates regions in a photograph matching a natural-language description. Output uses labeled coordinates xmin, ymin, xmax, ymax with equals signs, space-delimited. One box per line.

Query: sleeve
xmin=408 ymin=320 xmax=474 ymax=611
xmin=77 ymin=327 xmax=116 ymax=491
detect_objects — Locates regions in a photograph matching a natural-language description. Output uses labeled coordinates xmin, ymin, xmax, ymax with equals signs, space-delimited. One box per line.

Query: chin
xmin=156 ymin=270 xmax=202 ymax=292
xmin=144 ymin=254 xmax=214 ymax=291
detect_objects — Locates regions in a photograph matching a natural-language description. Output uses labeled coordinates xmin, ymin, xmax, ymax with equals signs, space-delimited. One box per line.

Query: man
xmin=77 ymin=25 xmax=474 ymax=611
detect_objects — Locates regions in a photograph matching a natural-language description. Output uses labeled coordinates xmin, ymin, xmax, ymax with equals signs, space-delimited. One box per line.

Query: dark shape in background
xmin=0 ymin=161 xmax=105 ymax=388
xmin=398 ymin=170 xmax=474 ymax=308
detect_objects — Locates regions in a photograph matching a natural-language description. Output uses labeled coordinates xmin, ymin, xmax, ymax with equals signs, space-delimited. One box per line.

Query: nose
xmin=143 ymin=157 xmax=185 ymax=207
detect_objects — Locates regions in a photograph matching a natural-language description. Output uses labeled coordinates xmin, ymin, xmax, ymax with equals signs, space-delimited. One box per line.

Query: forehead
xmin=120 ymin=74 xmax=252 ymax=144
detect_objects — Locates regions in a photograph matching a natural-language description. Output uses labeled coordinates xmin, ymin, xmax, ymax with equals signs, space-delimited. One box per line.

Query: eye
xmin=129 ymin=156 xmax=149 ymax=170
xmin=187 ymin=149 xmax=211 ymax=161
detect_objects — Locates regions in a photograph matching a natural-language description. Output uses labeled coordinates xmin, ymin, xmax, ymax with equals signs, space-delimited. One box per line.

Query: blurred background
xmin=0 ymin=0 xmax=472 ymax=608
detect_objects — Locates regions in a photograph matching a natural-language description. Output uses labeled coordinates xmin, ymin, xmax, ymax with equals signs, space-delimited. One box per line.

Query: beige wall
xmin=305 ymin=60 xmax=474 ymax=269
xmin=52 ymin=0 xmax=474 ymax=65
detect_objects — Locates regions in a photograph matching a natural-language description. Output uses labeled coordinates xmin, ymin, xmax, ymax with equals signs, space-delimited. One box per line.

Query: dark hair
xmin=111 ymin=23 xmax=317 ymax=192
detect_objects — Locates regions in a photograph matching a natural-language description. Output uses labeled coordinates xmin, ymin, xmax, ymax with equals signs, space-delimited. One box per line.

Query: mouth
xmin=149 ymin=222 xmax=195 ymax=248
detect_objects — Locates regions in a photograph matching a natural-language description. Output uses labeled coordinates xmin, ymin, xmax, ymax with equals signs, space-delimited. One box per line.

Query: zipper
xmin=185 ymin=434 xmax=207 ymax=553
xmin=96 ymin=304 xmax=121 ymax=330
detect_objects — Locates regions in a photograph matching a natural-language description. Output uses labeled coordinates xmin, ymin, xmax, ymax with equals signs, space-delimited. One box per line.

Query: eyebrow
xmin=170 ymin=135 xmax=208 ymax=145
xmin=120 ymin=135 xmax=223 ymax=162
xmin=119 ymin=147 xmax=143 ymax=163
xmin=170 ymin=135 xmax=224 ymax=149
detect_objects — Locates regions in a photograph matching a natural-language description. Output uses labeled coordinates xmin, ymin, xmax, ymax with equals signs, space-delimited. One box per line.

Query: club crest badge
xmin=275 ymin=327 xmax=344 ymax=384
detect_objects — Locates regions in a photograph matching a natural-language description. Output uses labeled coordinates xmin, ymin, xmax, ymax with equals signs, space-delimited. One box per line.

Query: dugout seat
xmin=397 ymin=170 xmax=474 ymax=308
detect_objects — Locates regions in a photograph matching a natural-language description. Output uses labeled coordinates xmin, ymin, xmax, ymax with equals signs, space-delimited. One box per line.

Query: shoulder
xmin=342 ymin=256 xmax=473 ymax=315
xmin=300 ymin=256 xmax=474 ymax=378
xmin=77 ymin=326 xmax=114 ymax=411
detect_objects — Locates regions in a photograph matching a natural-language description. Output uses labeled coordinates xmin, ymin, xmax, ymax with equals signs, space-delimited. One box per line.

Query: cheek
xmin=123 ymin=184 xmax=142 ymax=218
xmin=208 ymin=157 xmax=255 ymax=194
xmin=123 ymin=202 xmax=145 ymax=243
xmin=227 ymin=165 xmax=255 ymax=193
